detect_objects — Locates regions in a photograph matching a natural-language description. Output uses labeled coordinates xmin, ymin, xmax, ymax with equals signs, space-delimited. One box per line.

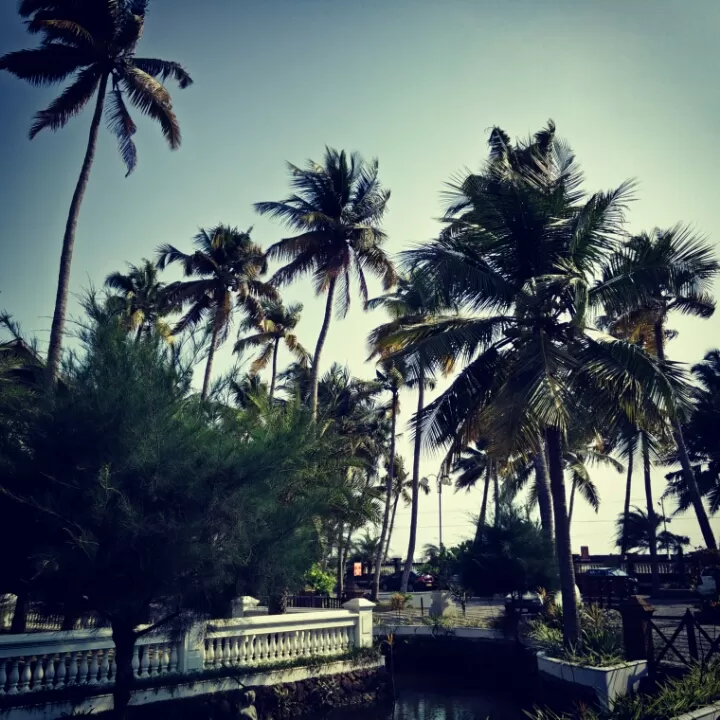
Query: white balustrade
xmin=0 ymin=601 xmax=375 ymax=698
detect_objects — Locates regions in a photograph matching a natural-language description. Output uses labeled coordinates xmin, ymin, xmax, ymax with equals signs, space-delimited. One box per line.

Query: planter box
xmin=674 ymin=701 xmax=720 ymax=720
xmin=537 ymin=652 xmax=648 ymax=709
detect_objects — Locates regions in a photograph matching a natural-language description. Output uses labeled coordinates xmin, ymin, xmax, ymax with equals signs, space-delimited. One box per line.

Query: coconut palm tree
xmin=615 ymin=507 xmax=690 ymax=555
xmin=105 ymin=259 xmax=177 ymax=341
xmin=378 ymin=122 xmax=689 ymax=644
xmin=255 ymin=148 xmax=396 ymax=420
xmin=157 ymin=226 xmax=277 ymax=400
xmin=594 ymin=228 xmax=719 ymax=549
xmin=0 ymin=0 xmax=192 ymax=384
xmin=368 ymin=270 xmax=446 ymax=593
xmin=234 ymin=299 xmax=309 ymax=398
xmin=452 ymin=442 xmax=494 ymax=544
xmin=664 ymin=350 xmax=720 ymax=517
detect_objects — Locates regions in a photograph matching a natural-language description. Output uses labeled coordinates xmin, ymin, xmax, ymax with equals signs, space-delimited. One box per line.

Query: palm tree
xmin=157 ymin=225 xmax=277 ymax=400
xmin=1 ymin=0 xmax=192 ymax=384
xmin=453 ymin=442 xmax=494 ymax=544
xmin=255 ymin=147 xmax=396 ymax=420
xmin=379 ymin=123 xmax=687 ymax=644
xmin=664 ymin=350 xmax=720 ymax=518
xmin=595 ymin=228 xmax=719 ymax=549
xmin=370 ymin=362 xmax=403 ymax=600
xmin=105 ymin=259 xmax=177 ymax=341
xmin=234 ymin=299 xmax=309 ymax=398
xmin=615 ymin=507 xmax=689 ymax=555
xmin=368 ymin=270 xmax=446 ymax=593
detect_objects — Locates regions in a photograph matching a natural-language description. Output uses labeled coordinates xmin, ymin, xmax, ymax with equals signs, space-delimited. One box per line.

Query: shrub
xmin=389 ymin=592 xmax=411 ymax=611
xmin=304 ymin=564 xmax=335 ymax=595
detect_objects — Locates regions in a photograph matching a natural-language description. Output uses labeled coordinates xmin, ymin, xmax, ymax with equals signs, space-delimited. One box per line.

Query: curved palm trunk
xmin=269 ymin=337 xmax=280 ymax=399
xmin=383 ymin=490 xmax=400 ymax=564
xmin=310 ymin=279 xmax=336 ymax=421
xmin=493 ymin=463 xmax=500 ymax=526
xmin=546 ymin=427 xmax=581 ymax=646
xmin=45 ymin=75 xmax=109 ymax=386
xmin=534 ymin=448 xmax=554 ymax=546
xmin=642 ymin=434 xmax=660 ymax=596
xmin=401 ymin=370 xmax=425 ymax=592
xmin=373 ymin=388 xmax=397 ymax=600
xmin=568 ymin=479 xmax=577 ymax=528
xmin=654 ymin=322 xmax=716 ymax=549
xmin=620 ymin=435 xmax=636 ymax=559
xmin=473 ymin=464 xmax=492 ymax=546
xmin=201 ymin=320 xmax=221 ymax=400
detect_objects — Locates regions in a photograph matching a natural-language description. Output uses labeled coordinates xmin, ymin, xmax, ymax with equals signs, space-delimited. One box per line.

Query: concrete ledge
xmin=673 ymin=701 xmax=720 ymax=720
xmin=373 ymin=625 xmax=505 ymax=641
xmin=0 ymin=658 xmax=384 ymax=720
xmin=537 ymin=652 xmax=647 ymax=710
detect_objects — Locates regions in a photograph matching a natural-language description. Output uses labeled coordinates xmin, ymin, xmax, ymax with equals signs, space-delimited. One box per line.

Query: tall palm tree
xmin=370 ymin=362 xmax=403 ymax=600
xmin=255 ymin=147 xmax=396 ymax=420
xmin=234 ymin=299 xmax=309 ymax=398
xmin=368 ymin=270 xmax=446 ymax=593
xmin=379 ymin=123 xmax=688 ymax=644
xmin=105 ymin=259 xmax=177 ymax=341
xmin=157 ymin=225 xmax=277 ymax=400
xmin=595 ymin=228 xmax=719 ymax=549
xmin=453 ymin=442 xmax=494 ymax=544
xmin=1 ymin=0 xmax=192 ymax=384
xmin=664 ymin=350 xmax=720 ymax=518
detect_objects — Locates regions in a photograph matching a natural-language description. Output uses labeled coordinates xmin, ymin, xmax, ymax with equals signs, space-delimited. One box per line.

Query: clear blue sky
xmin=1 ymin=0 xmax=719 ymax=554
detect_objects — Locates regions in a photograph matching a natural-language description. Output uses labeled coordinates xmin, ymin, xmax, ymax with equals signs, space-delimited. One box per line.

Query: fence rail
xmin=0 ymin=600 xmax=374 ymax=698
xmin=648 ymin=609 xmax=720 ymax=669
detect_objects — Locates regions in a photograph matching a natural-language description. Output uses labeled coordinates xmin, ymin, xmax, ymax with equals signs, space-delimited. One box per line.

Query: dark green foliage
xmin=457 ymin=506 xmax=557 ymax=596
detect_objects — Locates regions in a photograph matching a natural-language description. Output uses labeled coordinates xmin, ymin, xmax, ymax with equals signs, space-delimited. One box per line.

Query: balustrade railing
xmin=0 ymin=599 xmax=374 ymax=698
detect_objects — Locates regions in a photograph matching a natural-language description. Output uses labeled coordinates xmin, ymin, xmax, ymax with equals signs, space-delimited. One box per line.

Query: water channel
xmin=321 ymin=674 xmax=529 ymax=720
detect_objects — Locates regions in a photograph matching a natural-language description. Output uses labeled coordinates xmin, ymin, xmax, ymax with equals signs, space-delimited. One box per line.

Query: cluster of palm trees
xmin=3 ymin=1 xmax=720 ymax=650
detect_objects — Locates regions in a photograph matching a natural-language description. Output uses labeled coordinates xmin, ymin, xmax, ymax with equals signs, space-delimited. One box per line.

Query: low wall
xmin=0 ymin=657 xmax=385 ymax=720
xmin=0 ymin=600 xmax=377 ymax=719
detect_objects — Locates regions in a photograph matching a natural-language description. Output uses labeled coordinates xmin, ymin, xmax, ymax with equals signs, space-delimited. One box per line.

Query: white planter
xmin=673 ymin=701 xmax=720 ymax=720
xmin=536 ymin=652 xmax=648 ymax=709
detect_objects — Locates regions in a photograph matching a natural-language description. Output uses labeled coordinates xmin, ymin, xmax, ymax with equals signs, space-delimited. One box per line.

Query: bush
xmin=389 ymin=592 xmax=411 ymax=611
xmin=304 ymin=564 xmax=335 ymax=595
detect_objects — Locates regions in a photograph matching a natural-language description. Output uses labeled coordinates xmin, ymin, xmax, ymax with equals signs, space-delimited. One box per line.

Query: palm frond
xmin=0 ymin=44 xmax=89 ymax=86
xmin=105 ymin=85 xmax=137 ymax=175
xmin=132 ymin=57 xmax=192 ymax=88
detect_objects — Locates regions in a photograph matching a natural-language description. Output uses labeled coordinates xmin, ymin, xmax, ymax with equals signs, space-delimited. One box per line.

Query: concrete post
xmin=178 ymin=621 xmax=206 ymax=673
xmin=342 ymin=598 xmax=375 ymax=648
xmin=619 ymin=595 xmax=655 ymax=662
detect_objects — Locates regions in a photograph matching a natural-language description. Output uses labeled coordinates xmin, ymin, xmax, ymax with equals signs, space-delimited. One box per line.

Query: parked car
xmin=696 ymin=567 xmax=719 ymax=599
xmin=505 ymin=586 xmax=582 ymax=614
xmin=577 ymin=567 xmax=638 ymax=598
xmin=380 ymin=571 xmax=434 ymax=592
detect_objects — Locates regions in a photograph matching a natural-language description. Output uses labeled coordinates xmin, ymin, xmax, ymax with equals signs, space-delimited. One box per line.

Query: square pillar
xmin=343 ymin=598 xmax=375 ymax=648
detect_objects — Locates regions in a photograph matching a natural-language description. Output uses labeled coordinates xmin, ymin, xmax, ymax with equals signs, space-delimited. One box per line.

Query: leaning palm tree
xmin=378 ymin=122 xmax=690 ymax=644
xmin=157 ymin=226 xmax=277 ymax=400
xmin=255 ymin=147 xmax=396 ymax=420
xmin=234 ymin=299 xmax=309 ymax=398
xmin=105 ymin=259 xmax=176 ymax=341
xmin=1 ymin=0 xmax=192 ymax=384
xmin=595 ymin=228 xmax=719 ymax=549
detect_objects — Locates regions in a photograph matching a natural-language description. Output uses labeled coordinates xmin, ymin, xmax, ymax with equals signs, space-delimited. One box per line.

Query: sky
xmin=1 ymin=0 xmax=719 ymax=557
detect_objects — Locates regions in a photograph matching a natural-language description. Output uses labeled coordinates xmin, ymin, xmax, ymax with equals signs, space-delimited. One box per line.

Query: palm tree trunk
xmin=336 ymin=523 xmax=345 ymax=599
xmin=534 ymin=447 xmax=554 ymax=546
xmin=620 ymin=435 xmax=636 ymax=559
xmin=401 ymin=369 xmax=425 ymax=592
xmin=642 ymin=434 xmax=660 ymax=596
xmin=310 ymin=279 xmax=336 ymax=421
xmin=568 ymin=479 xmax=577 ymax=527
xmin=493 ymin=462 xmax=500 ymax=526
xmin=201 ymin=319 xmax=221 ymax=400
xmin=654 ymin=321 xmax=716 ymax=549
xmin=270 ymin=337 xmax=280 ymax=399
xmin=111 ymin=620 xmax=136 ymax=720
xmin=45 ymin=75 xmax=109 ymax=386
xmin=373 ymin=388 xmax=397 ymax=600
xmin=383 ymin=492 xmax=400 ymax=563
xmin=474 ymin=464 xmax=491 ymax=545
xmin=546 ymin=427 xmax=581 ymax=646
